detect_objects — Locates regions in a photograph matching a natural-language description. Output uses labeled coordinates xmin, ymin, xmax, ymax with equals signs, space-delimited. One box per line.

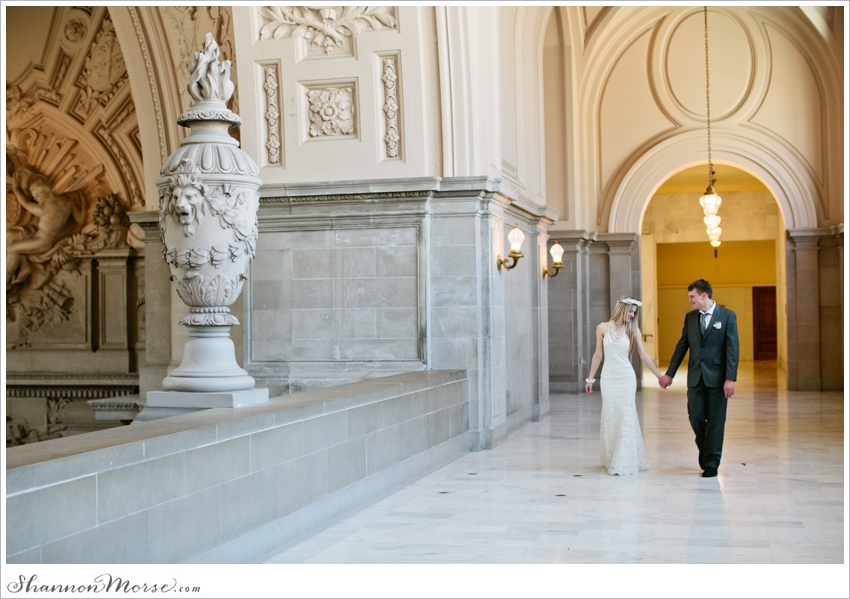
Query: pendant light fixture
xmin=699 ymin=6 xmax=722 ymax=248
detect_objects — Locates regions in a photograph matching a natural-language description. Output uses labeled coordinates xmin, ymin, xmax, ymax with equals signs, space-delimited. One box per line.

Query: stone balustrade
xmin=6 ymin=370 xmax=469 ymax=564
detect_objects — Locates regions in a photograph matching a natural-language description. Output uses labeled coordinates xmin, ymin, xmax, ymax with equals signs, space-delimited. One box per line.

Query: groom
xmin=659 ymin=279 xmax=739 ymax=478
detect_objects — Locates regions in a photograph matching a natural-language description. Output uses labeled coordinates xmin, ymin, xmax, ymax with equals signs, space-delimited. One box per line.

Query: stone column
xmin=531 ymin=219 xmax=552 ymax=421
xmin=819 ymin=228 xmax=843 ymax=390
xmin=429 ymin=181 xmax=504 ymax=451
xmin=129 ymin=212 xmax=171 ymax=400
xmin=548 ymin=231 xmax=593 ymax=393
xmin=787 ymin=229 xmax=824 ymax=391
xmin=598 ymin=233 xmax=643 ymax=388
xmin=93 ymin=250 xmax=135 ymax=372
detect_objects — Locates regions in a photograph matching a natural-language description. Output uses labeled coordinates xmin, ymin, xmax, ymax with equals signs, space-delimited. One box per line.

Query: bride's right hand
xmin=585 ymin=382 xmax=594 ymax=394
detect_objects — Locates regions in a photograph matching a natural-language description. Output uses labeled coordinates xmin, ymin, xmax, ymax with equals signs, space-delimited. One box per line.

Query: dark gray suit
xmin=666 ymin=305 xmax=739 ymax=470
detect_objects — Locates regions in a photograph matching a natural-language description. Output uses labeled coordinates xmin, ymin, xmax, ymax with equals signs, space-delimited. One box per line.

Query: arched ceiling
xmin=656 ymin=164 xmax=768 ymax=195
xmin=6 ymin=6 xmax=55 ymax=83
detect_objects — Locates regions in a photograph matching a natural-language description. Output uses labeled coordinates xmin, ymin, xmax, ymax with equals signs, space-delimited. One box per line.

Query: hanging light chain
xmin=704 ymin=6 xmax=713 ymax=188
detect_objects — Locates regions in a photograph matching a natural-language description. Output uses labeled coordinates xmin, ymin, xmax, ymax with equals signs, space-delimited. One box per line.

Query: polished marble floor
xmin=267 ymin=362 xmax=845 ymax=566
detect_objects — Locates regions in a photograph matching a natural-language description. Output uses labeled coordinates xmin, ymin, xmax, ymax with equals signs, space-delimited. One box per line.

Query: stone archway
xmin=607 ymin=129 xmax=819 ymax=235
xmin=608 ymin=129 xmax=841 ymax=390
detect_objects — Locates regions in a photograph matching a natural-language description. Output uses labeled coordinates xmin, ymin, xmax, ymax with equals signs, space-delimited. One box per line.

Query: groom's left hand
xmin=723 ymin=379 xmax=735 ymax=398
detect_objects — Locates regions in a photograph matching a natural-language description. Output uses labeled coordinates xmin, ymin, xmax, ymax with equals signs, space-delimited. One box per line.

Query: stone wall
xmin=547 ymin=232 xmax=641 ymax=393
xmin=6 ymin=370 xmax=469 ymax=564
xmin=135 ymin=177 xmax=556 ymax=451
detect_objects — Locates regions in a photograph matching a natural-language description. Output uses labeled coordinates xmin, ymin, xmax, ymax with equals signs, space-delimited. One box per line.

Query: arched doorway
xmin=638 ymin=164 xmax=787 ymax=376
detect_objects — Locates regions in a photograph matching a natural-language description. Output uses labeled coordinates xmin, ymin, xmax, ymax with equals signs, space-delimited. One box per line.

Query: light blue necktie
xmin=701 ymin=311 xmax=710 ymax=331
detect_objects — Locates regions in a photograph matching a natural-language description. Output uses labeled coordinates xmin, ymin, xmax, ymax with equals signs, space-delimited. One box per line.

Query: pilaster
xmin=787 ymin=228 xmax=827 ymax=391
xmin=548 ymin=231 xmax=594 ymax=393
xmin=129 ymin=211 xmax=171 ymax=399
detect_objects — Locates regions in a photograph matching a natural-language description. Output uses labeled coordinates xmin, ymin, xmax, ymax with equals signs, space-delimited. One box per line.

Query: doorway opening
xmin=639 ymin=163 xmax=787 ymax=374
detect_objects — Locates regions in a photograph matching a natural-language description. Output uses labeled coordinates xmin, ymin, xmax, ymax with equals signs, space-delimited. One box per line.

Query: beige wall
xmin=655 ymin=241 xmax=776 ymax=364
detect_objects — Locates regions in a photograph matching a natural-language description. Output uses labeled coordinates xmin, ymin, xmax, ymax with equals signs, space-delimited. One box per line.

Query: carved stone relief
xmin=6 ymin=378 xmax=140 ymax=446
xmin=380 ymin=56 xmax=401 ymax=158
xmin=6 ymin=85 xmax=61 ymax=122
xmin=258 ymin=6 xmax=398 ymax=56
xmin=7 ymin=6 xmax=144 ymax=228
xmin=64 ymin=18 xmax=87 ymax=43
xmin=6 ymin=127 xmax=140 ymax=347
xmin=306 ymin=85 xmax=356 ymax=138
xmin=262 ymin=65 xmax=282 ymax=164
xmin=73 ymin=13 xmax=129 ymax=121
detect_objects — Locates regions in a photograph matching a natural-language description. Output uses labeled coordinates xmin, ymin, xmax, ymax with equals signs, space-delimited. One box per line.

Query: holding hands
xmin=658 ymin=374 xmax=672 ymax=389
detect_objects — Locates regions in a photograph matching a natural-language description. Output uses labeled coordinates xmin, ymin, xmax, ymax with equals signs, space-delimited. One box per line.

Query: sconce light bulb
xmin=549 ymin=241 xmax=564 ymax=264
xmin=508 ymin=223 xmax=525 ymax=253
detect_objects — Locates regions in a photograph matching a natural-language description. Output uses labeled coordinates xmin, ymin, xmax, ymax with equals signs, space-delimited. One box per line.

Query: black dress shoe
xmin=701 ymin=467 xmax=718 ymax=478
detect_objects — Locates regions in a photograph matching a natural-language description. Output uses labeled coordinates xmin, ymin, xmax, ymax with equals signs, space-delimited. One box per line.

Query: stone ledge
xmin=5 ymin=369 xmax=471 ymax=563
xmin=6 ymin=370 xmax=467 ymax=495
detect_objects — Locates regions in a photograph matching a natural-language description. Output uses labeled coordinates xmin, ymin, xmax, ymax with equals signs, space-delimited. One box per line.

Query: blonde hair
xmin=609 ymin=296 xmax=639 ymax=354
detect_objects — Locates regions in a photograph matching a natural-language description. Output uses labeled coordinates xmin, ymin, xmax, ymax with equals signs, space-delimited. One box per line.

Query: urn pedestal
xmin=138 ymin=33 xmax=268 ymax=420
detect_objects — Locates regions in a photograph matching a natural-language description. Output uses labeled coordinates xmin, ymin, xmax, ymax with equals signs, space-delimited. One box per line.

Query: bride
xmin=585 ymin=296 xmax=664 ymax=475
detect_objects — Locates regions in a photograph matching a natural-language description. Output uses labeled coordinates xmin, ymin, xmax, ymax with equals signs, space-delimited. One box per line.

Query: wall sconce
xmin=542 ymin=240 xmax=564 ymax=279
xmin=497 ymin=223 xmax=525 ymax=271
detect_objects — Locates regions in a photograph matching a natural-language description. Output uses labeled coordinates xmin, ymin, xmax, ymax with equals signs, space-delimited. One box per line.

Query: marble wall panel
xmin=249 ymin=224 xmax=422 ymax=366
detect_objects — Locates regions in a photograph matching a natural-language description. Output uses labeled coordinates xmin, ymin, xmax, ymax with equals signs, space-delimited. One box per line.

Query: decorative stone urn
xmin=158 ymin=33 xmax=262 ymax=393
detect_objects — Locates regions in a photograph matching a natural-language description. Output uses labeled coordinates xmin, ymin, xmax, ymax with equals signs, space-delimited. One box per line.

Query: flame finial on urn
xmin=187 ymin=33 xmax=235 ymax=105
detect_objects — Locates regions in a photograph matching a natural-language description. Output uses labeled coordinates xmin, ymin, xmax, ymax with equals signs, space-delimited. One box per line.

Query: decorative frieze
xmin=262 ymin=65 xmax=281 ymax=164
xmin=380 ymin=56 xmax=401 ymax=158
xmin=260 ymin=190 xmax=433 ymax=204
xmin=258 ymin=6 xmax=398 ymax=55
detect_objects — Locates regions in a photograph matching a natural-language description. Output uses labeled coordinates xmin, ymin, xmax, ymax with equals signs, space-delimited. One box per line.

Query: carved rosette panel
xmin=262 ymin=65 xmax=282 ymax=165
xmin=305 ymin=85 xmax=356 ymax=138
xmin=157 ymin=34 xmax=261 ymax=327
xmin=258 ymin=6 xmax=398 ymax=56
xmin=380 ymin=56 xmax=401 ymax=159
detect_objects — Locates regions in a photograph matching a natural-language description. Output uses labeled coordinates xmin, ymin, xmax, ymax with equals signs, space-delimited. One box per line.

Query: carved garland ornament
xmin=381 ymin=57 xmax=400 ymax=158
xmin=258 ymin=6 xmax=398 ymax=54
xmin=263 ymin=65 xmax=281 ymax=164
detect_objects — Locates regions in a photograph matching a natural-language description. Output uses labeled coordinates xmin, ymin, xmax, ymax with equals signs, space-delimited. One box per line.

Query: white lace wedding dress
xmin=599 ymin=325 xmax=649 ymax=475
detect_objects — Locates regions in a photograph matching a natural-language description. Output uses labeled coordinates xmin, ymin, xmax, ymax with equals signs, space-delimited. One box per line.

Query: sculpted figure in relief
xmin=7 ymin=172 xmax=81 ymax=288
